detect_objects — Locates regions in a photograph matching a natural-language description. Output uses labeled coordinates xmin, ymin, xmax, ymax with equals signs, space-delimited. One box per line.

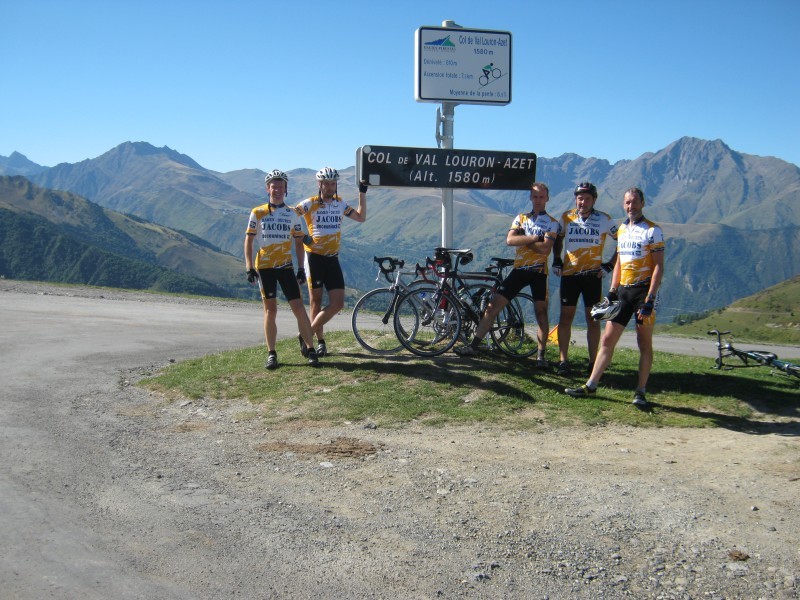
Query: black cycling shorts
xmin=258 ymin=267 xmax=301 ymax=302
xmin=612 ymin=284 xmax=656 ymax=327
xmin=496 ymin=268 xmax=548 ymax=302
xmin=306 ymin=253 xmax=345 ymax=291
xmin=560 ymin=273 xmax=602 ymax=308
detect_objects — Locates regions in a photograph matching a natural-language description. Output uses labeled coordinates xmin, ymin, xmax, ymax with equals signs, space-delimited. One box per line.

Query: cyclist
xmin=565 ymin=187 xmax=665 ymax=407
xmin=244 ymin=169 xmax=319 ymax=370
xmin=294 ymin=167 xmax=368 ymax=358
xmin=552 ymin=182 xmax=618 ymax=376
xmin=455 ymin=182 xmax=558 ymax=366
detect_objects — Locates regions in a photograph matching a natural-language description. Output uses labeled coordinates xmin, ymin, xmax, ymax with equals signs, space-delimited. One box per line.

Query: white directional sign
xmin=415 ymin=26 xmax=512 ymax=105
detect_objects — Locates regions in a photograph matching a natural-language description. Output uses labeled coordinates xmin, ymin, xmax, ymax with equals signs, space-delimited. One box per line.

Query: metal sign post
xmin=438 ymin=101 xmax=456 ymax=246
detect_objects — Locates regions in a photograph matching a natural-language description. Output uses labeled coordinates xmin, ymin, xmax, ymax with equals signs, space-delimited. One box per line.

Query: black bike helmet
xmin=574 ymin=181 xmax=598 ymax=198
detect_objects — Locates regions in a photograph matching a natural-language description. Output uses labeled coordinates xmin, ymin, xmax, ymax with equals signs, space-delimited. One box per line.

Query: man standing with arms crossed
xmin=295 ymin=167 xmax=367 ymax=358
xmin=565 ymin=187 xmax=664 ymax=407
xmin=455 ymin=182 xmax=558 ymax=366
xmin=244 ymin=169 xmax=319 ymax=370
xmin=552 ymin=182 xmax=618 ymax=376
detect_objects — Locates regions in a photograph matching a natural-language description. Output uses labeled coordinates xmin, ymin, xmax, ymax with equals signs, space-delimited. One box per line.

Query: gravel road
xmin=1 ymin=280 xmax=798 ymax=599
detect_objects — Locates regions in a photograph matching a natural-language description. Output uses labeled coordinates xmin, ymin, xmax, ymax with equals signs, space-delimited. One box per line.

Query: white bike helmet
xmin=265 ymin=169 xmax=288 ymax=184
xmin=316 ymin=166 xmax=339 ymax=181
xmin=590 ymin=297 xmax=622 ymax=321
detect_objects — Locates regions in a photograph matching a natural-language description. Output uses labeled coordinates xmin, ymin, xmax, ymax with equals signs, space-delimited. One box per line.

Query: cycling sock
xmin=470 ymin=336 xmax=483 ymax=349
xmin=317 ymin=338 xmax=325 ymax=346
xmin=268 ymin=350 xmax=277 ymax=356
xmin=585 ymin=380 xmax=598 ymax=390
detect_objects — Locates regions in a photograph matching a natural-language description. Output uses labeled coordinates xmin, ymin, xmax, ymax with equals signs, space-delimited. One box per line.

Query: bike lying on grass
xmin=708 ymin=329 xmax=800 ymax=384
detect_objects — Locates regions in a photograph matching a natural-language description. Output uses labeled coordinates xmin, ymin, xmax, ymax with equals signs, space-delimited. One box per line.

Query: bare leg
xmin=261 ymin=298 xmax=278 ymax=351
xmin=288 ymin=298 xmax=315 ymax=349
xmin=635 ymin=320 xmax=655 ymax=391
xmin=310 ymin=288 xmax=345 ymax=341
xmin=585 ymin=306 xmax=601 ymax=364
xmin=473 ymin=293 xmax=509 ymax=340
xmin=587 ymin=321 xmax=625 ymax=386
xmin=557 ymin=305 xmax=576 ymax=362
xmin=535 ymin=300 xmax=549 ymax=357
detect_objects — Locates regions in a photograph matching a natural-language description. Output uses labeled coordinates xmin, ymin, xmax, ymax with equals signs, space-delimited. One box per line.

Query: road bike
xmin=351 ymin=256 xmax=438 ymax=355
xmin=708 ymin=329 xmax=800 ymax=384
xmin=393 ymin=248 xmax=538 ymax=358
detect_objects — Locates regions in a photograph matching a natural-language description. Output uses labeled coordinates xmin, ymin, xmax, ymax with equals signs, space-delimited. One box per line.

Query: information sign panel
xmin=357 ymin=145 xmax=536 ymax=190
xmin=415 ymin=26 xmax=512 ymax=105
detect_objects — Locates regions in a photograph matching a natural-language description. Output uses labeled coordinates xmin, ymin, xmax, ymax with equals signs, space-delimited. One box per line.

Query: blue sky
xmin=2 ymin=0 xmax=798 ymax=173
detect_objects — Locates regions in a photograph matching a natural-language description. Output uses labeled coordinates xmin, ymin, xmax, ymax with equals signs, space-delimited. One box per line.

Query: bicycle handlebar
xmin=373 ymin=256 xmax=404 ymax=274
xmin=707 ymin=329 xmax=731 ymax=336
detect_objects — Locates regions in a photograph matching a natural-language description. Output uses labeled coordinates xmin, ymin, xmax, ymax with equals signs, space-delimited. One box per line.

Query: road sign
xmin=357 ymin=145 xmax=536 ymax=190
xmin=415 ymin=26 xmax=512 ymax=105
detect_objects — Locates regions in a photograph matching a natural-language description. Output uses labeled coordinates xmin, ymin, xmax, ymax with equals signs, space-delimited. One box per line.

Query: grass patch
xmin=142 ymin=331 xmax=800 ymax=430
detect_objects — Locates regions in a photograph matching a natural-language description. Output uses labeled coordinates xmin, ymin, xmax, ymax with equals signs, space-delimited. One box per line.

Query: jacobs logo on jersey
xmin=262 ymin=222 xmax=293 ymax=232
xmin=316 ymin=214 xmax=343 ymax=224
xmin=619 ymin=240 xmax=644 ymax=251
xmin=567 ymin=224 xmax=601 ymax=237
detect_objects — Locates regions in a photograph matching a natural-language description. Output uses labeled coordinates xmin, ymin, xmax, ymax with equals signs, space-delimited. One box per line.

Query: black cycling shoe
xmin=307 ymin=349 xmax=320 ymax=367
xmin=265 ymin=353 xmax=278 ymax=370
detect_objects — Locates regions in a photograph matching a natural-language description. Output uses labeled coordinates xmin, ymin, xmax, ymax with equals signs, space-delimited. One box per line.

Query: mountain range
xmin=2 ymin=137 xmax=799 ymax=319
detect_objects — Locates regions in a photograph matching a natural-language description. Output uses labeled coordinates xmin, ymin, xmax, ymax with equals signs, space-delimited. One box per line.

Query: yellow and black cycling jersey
xmin=510 ymin=211 xmax=560 ymax=273
xmin=558 ymin=208 xmax=618 ymax=276
xmin=245 ymin=203 xmax=304 ymax=270
xmin=294 ymin=195 xmax=355 ymax=257
xmin=617 ymin=216 xmax=665 ymax=286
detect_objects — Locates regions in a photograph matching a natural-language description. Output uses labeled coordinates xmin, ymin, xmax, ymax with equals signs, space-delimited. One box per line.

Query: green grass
xmin=142 ymin=330 xmax=800 ymax=430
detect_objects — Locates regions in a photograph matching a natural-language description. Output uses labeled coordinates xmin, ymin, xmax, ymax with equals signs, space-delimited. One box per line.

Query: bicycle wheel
xmin=492 ymin=292 xmax=538 ymax=358
xmin=351 ymin=288 xmax=403 ymax=354
xmin=394 ymin=290 xmax=461 ymax=357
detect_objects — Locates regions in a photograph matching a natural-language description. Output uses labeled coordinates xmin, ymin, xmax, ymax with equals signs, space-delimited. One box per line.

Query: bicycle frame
xmin=424 ymin=248 xmax=537 ymax=357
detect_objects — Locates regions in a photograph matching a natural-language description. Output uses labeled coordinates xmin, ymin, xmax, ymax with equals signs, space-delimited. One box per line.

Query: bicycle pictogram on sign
xmin=479 ymin=63 xmax=502 ymax=87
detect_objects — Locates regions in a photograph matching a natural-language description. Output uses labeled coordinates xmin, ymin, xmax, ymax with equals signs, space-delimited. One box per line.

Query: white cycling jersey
xmin=557 ymin=208 xmax=618 ymax=276
xmin=245 ymin=203 xmax=304 ymax=269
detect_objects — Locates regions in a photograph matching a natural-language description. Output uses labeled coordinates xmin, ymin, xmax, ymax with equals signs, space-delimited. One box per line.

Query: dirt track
xmin=1 ymin=280 xmax=798 ymax=599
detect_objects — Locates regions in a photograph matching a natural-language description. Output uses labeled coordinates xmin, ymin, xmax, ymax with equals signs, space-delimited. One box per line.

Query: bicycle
xmin=707 ymin=329 xmax=800 ymax=383
xmin=351 ymin=256 xmax=438 ymax=355
xmin=393 ymin=248 xmax=538 ymax=358
xmin=478 ymin=65 xmax=502 ymax=87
